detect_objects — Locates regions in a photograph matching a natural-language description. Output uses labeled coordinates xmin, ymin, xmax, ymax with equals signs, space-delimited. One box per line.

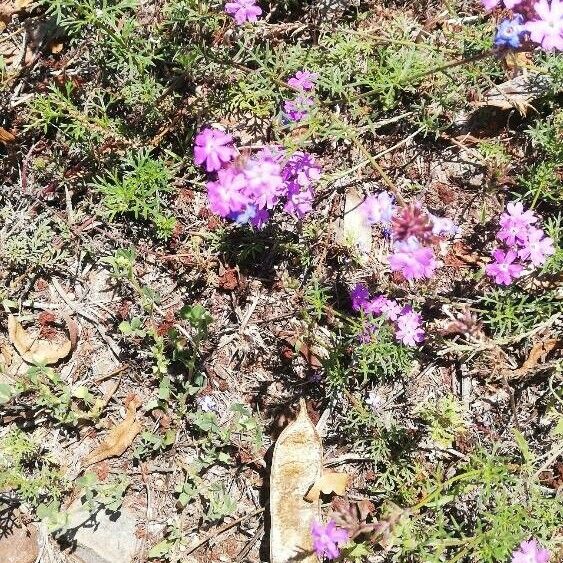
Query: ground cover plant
xmin=0 ymin=0 xmax=562 ymax=561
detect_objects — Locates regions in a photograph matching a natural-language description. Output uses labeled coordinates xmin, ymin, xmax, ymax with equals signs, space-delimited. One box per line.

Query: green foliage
xmin=417 ymin=394 xmax=467 ymax=448
xmin=93 ymin=150 xmax=176 ymax=238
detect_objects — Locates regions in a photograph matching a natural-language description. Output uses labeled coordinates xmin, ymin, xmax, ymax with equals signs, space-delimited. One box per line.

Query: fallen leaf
xmin=304 ymin=471 xmax=349 ymax=502
xmin=0 ymin=127 xmax=15 ymax=144
xmin=50 ymin=41 xmax=64 ymax=54
xmin=511 ymin=338 xmax=560 ymax=379
xmin=334 ymin=190 xmax=372 ymax=260
xmin=14 ymin=0 xmax=35 ymax=9
xmin=8 ymin=314 xmax=73 ymax=365
xmin=270 ymin=399 xmax=322 ymax=563
xmin=84 ymin=398 xmax=142 ymax=466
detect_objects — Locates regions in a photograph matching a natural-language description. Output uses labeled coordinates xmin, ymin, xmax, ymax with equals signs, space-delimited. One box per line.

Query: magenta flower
xmin=486 ymin=248 xmax=524 ymax=285
xmin=207 ymin=168 xmax=249 ymax=217
xmin=224 ymin=0 xmax=262 ymax=24
xmin=284 ymin=183 xmax=314 ymax=218
xmin=511 ymin=539 xmax=550 ymax=563
xmin=518 ymin=227 xmax=555 ymax=266
xmin=288 ymin=70 xmax=318 ymax=91
xmin=360 ymin=192 xmax=395 ymax=226
xmin=283 ymin=94 xmax=314 ymax=122
xmin=389 ymin=237 xmax=437 ymax=280
xmin=243 ymin=157 xmax=284 ymax=209
xmin=350 ymin=283 xmax=370 ymax=311
xmin=525 ymin=0 xmax=563 ymax=51
xmin=498 ymin=201 xmax=538 ymax=246
xmin=395 ymin=308 xmax=425 ymax=347
xmin=283 ymin=151 xmax=321 ymax=187
xmin=194 ymin=128 xmax=236 ymax=172
xmin=311 ymin=519 xmax=349 ymax=560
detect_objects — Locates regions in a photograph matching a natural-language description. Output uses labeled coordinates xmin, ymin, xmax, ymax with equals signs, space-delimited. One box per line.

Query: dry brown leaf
xmin=8 ymin=315 xmax=72 ymax=365
xmin=50 ymin=41 xmax=63 ymax=54
xmin=512 ymin=338 xmax=560 ymax=378
xmin=0 ymin=127 xmax=16 ymax=144
xmin=304 ymin=471 xmax=349 ymax=502
xmin=334 ymin=190 xmax=371 ymax=260
xmin=270 ymin=399 xmax=322 ymax=563
xmin=84 ymin=398 xmax=141 ymax=466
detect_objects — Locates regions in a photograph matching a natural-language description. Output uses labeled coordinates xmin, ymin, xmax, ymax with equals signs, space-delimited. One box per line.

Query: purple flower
xmin=380 ymin=299 xmax=403 ymax=321
xmin=511 ymin=539 xmax=550 ymax=563
xmin=283 ymin=94 xmax=314 ymax=122
xmin=525 ymin=0 xmax=563 ymax=51
xmin=311 ymin=520 xmax=349 ymax=560
xmin=243 ymin=157 xmax=284 ymax=209
xmin=498 ymin=201 xmax=538 ymax=246
xmin=197 ymin=395 xmax=217 ymax=412
xmin=283 ymin=152 xmax=321 ymax=187
xmin=395 ymin=307 xmax=425 ymax=346
xmin=363 ymin=295 xmax=389 ymax=315
xmin=429 ymin=213 xmax=459 ymax=237
xmin=250 ymin=207 xmax=269 ymax=228
xmin=207 ymin=167 xmax=249 ymax=217
xmin=482 ymin=0 xmax=522 ymax=8
xmin=389 ymin=237 xmax=437 ymax=280
xmin=485 ymin=248 xmax=524 ymax=285
xmin=350 ymin=283 xmax=370 ymax=311
xmin=284 ymin=183 xmax=314 ymax=218
xmin=360 ymin=192 xmax=395 ymax=226
xmin=287 ymin=70 xmax=318 ymax=91
xmin=225 ymin=0 xmax=262 ymax=24
xmin=194 ymin=128 xmax=236 ymax=172
xmin=495 ymin=15 xmax=526 ymax=48
xmin=517 ymin=227 xmax=555 ymax=266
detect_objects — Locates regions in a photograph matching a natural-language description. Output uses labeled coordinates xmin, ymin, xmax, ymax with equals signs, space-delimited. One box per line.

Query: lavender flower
xmin=485 ymin=248 xmax=524 ymax=285
xmin=511 ymin=539 xmax=550 ymax=563
xmin=284 ymin=182 xmax=314 ymax=218
xmin=225 ymin=0 xmax=262 ymax=24
xmin=283 ymin=94 xmax=314 ymax=122
xmin=287 ymin=70 xmax=318 ymax=91
xmin=360 ymin=192 xmax=395 ymax=226
xmin=311 ymin=519 xmax=349 ymax=560
xmin=429 ymin=213 xmax=459 ymax=237
xmin=482 ymin=0 xmax=523 ymax=9
xmin=194 ymin=128 xmax=236 ymax=172
xmin=525 ymin=0 xmax=563 ymax=51
xmin=495 ymin=15 xmax=526 ymax=48
xmin=517 ymin=227 xmax=555 ymax=266
xmin=243 ymin=157 xmax=284 ymax=209
xmin=497 ymin=201 xmax=538 ymax=246
xmin=389 ymin=237 xmax=437 ymax=281
xmin=197 ymin=395 xmax=217 ymax=412
xmin=395 ymin=307 xmax=425 ymax=347
xmin=207 ymin=167 xmax=249 ymax=217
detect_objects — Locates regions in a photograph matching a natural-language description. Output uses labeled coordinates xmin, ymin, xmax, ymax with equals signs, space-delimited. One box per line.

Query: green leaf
xmin=0 ymin=383 xmax=15 ymax=404
xmin=512 ymin=428 xmax=534 ymax=465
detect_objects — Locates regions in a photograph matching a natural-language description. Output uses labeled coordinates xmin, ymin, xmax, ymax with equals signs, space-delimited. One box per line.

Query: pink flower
xmin=485 ymin=248 xmax=524 ymax=285
xmin=287 ymin=70 xmax=318 ymax=91
xmin=389 ymin=237 xmax=437 ymax=280
xmin=525 ymin=0 xmax=563 ymax=50
xmin=498 ymin=201 xmax=538 ymax=246
xmin=283 ymin=94 xmax=314 ymax=122
xmin=363 ymin=295 xmax=389 ymax=315
xmin=350 ymin=283 xmax=369 ymax=311
xmin=284 ymin=183 xmax=314 ymax=218
xmin=511 ymin=539 xmax=550 ymax=563
xmin=360 ymin=192 xmax=395 ymax=226
xmin=395 ymin=307 xmax=425 ymax=346
xmin=429 ymin=213 xmax=459 ymax=237
xmin=225 ymin=0 xmax=262 ymax=24
xmin=482 ymin=0 xmax=522 ymax=8
xmin=311 ymin=520 xmax=349 ymax=560
xmin=207 ymin=167 xmax=249 ymax=217
xmin=194 ymin=128 xmax=236 ymax=172
xmin=243 ymin=157 xmax=284 ymax=209
xmin=518 ymin=227 xmax=555 ymax=266
xmin=282 ymin=152 xmax=321 ymax=187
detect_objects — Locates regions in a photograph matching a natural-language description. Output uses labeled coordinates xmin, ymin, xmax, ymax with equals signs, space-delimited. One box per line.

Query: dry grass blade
xmin=84 ymin=398 xmax=142 ymax=466
xmin=8 ymin=314 xmax=73 ymax=365
xmin=270 ymin=399 xmax=322 ymax=563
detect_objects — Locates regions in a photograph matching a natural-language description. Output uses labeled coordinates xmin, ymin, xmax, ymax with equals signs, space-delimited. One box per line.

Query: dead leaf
xmin=84 ymin=398 xmax=142 ymax=466
xmin=50 ymin=41 xmax=63 ymax=54
xmin=8 ymin=314 xmax=73 ymax=365
xmin=511 ymin=338 xmax=560 ymax=379
xmin=14 ymin=0 xmax=35 ymax=9
xmin=270 ymin=399 xmax=322 ymax=563
xmin=334 ymin=190 xmax=372 ymax=260
xmin=304 ymin=471 xmax=349 ymax=502
xmin=0 ymin=127 xmax=15 ymax=144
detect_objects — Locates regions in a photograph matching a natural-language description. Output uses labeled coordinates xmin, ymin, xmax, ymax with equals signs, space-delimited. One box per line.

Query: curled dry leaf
xmin=304 ymin=471 xmax=349 ymax=502
xmin=0 ymin=127 xmax=16 ymax=144
xmin=84 ymin=398 xmax=142 ymax=466
xmin=511 ymin=338 xmax=560 ymax=379
xmin=270 ymin=399 xmax=322 ymax=563
xmin=8 ymin=314 xmax=73 ymax=365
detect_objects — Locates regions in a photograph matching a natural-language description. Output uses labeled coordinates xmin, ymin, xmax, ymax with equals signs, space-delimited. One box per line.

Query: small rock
xmin=0 ymin=524 xmax=40 ymax=563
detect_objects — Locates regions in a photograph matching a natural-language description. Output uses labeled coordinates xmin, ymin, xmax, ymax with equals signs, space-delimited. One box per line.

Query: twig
xmin=184 ymin=508 xmax=265 ymax=557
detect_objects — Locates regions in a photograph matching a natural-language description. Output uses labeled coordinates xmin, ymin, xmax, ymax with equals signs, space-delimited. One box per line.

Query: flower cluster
xmin=511 ymin=538 xmax=550 ymax=563
xmin=358 ymin=193 xmax=457 ymax=281
xmin=486 ymin=201 xmax=554 ymax=285
xmin=351 ymin=284 xmax=425 ymax=346
xmin=311 ymin=519 xmax=349 ymax=560
xmin=194 ymin=127 xmax=321 ymax=227
xmin=283 ymin=70 xmax=318 ymax=122
xmin=484 ymin=0 xmax=563 ymax=51
xmin=225 ymin=0 xmax=262 ymax=24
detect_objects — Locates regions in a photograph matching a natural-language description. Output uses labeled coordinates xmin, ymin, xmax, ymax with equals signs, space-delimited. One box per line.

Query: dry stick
xmin=184 ymin=507 xmax=265 ymax=557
